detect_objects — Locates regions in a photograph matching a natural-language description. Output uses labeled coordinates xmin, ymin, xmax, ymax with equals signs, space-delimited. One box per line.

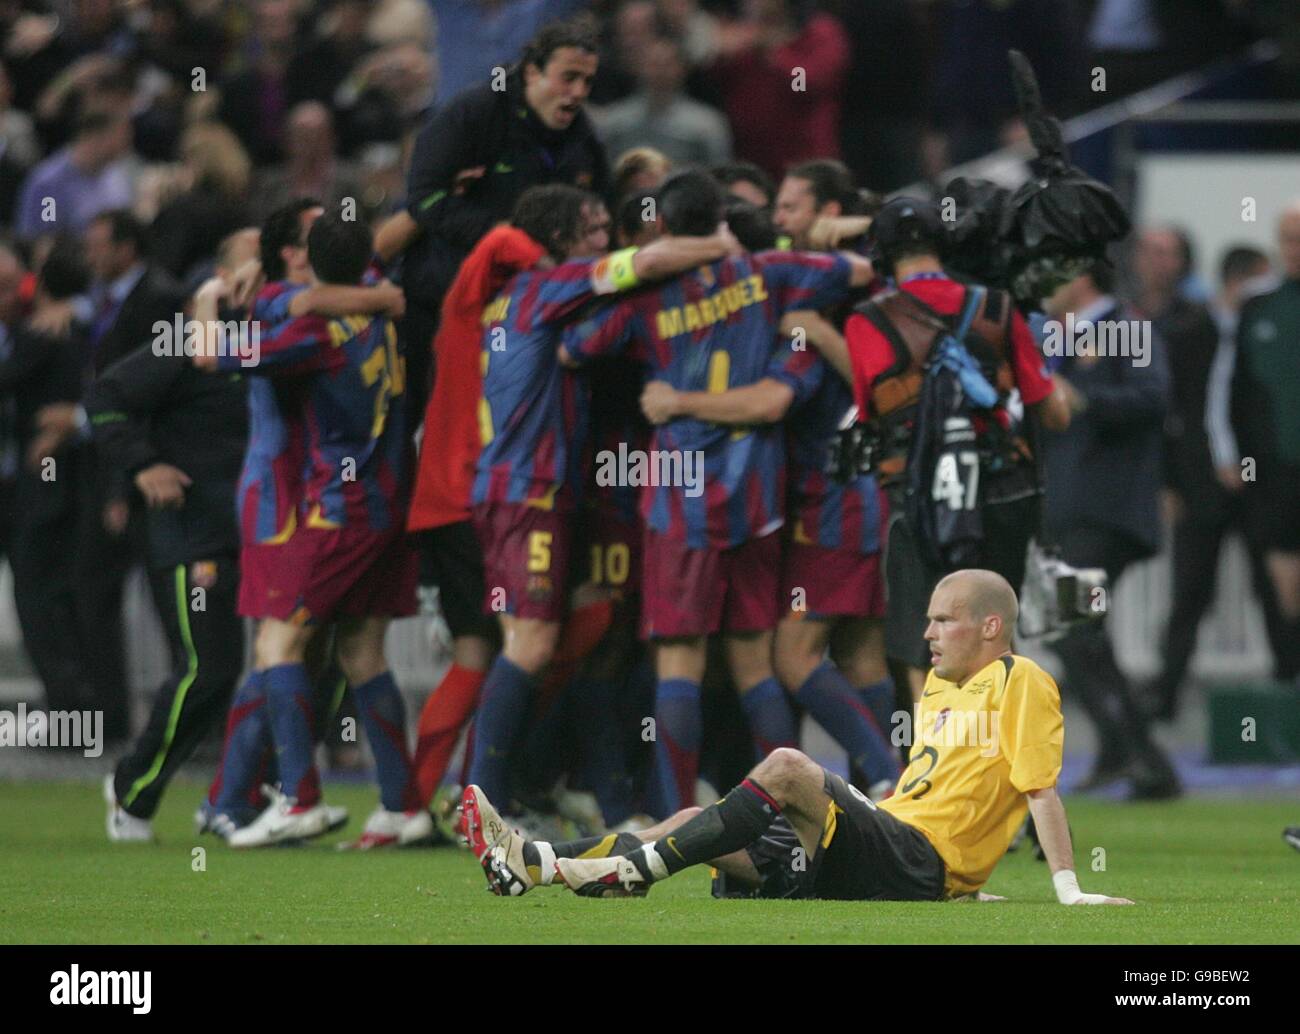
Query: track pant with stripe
xmin=112 ymin=556 xmax=244 ymax=819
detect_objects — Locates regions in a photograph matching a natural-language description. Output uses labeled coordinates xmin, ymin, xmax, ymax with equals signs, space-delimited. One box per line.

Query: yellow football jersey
xmin=878 ymin=653 xmax=1064 ymax=897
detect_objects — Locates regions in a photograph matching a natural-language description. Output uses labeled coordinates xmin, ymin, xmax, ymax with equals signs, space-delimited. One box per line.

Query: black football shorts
xmin=712 ymin=769 xmax=945 ymax=902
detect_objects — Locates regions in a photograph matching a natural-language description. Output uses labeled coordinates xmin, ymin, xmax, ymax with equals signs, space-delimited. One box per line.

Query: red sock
xmin=554 ymin=599 xmax=614 ymax=667
xmin=534 ymin=599 xmax=617 ymax=716
xmin=412 ymin=664 xmax=485 ymax=807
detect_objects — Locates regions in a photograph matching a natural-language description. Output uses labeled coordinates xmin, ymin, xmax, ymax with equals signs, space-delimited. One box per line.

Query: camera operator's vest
xmin=853 ymin=284 xmax=1029 ymax=487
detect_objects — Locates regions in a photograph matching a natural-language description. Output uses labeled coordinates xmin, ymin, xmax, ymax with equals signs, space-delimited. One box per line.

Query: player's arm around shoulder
xmin=618 ymin=221 xmax=741 ymax=287
xmin=287 ymin=280 xmax=405 ymax=320
xmin=641 ymin=376 xmax=794 ymax=427
xmin=781 ymin=309 xmax=850 ymax=380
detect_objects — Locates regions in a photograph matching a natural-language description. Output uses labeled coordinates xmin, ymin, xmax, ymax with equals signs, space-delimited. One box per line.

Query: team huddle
xmin=85 ymin=13 xmax=1137 ymax=907
xmin=103 ymin=161 xmax=1124 ymax=907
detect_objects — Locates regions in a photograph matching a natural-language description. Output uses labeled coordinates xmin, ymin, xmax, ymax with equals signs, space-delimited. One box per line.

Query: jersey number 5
xmin=528 ymin=531 xmax=553 ymax=573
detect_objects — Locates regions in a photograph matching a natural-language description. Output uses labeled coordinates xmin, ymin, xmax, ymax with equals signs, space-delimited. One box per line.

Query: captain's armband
xmin=591 ymin=247 xmax=640 ymax=295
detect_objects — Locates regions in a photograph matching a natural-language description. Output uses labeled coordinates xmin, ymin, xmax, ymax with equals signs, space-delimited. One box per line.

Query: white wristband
xmin=1052 ymin=869 xmax=1083 ymax=905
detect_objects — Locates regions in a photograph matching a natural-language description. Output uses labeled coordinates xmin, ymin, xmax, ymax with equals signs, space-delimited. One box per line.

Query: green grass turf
xmin=1 ymin=780 xmax=1296 ymax=944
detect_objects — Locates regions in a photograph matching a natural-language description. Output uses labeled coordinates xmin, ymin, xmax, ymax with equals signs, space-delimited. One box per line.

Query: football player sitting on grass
xmin=459 ymin=569 xmax=1133 ymax=905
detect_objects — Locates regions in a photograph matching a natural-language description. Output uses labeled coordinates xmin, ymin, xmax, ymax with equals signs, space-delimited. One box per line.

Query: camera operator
xmin=1040 ymin=263 xmax=1181 ymax=800
xmin=817 ymin=198 xmax=1070 ymax=699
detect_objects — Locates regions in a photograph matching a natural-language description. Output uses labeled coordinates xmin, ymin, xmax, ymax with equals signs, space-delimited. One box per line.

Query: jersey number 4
xmin=931 ymin=451 xmax=979 ymax=511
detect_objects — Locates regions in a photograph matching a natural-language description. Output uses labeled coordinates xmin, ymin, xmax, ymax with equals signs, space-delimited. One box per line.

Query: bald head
xmin=939 ymin=570 xmax=1018 ymax=644
xmin=925 ymin=569 xmax=1018 ymax=684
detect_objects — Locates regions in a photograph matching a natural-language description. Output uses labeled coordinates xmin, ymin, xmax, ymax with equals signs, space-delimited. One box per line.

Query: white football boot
xmin=104 ymin=775 xmax=154 ymax=843
xmin=459 ymin=784 xmax=543 ymax=896
xmin=197 ymin=801 xmax=345 ymax=842
xmin=337 ymin=806 xmax=433 ymax=850
xmin=227 ymin=784 xmax=331 ymax=848
xmin=324 ymin=803 xmax=350 ymax=833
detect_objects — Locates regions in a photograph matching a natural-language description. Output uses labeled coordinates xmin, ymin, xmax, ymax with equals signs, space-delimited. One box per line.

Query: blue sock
xmin=466 ymin=656 xmax=535 ymax=803
xmin=858 ymin=677 xmax=897 ymax=742
xmin=353 ymin=671 xmax=417 ymax=813
xmin=739 ymin=676 xmax=798 ymax=760
xmin=210 ymin=671 xmax=270 ymax=824
xmin=264 ymin=663 xmax=320 ymax=806
xmin=797 ymin=662 xmax=898 ymax=786
xmin=651 ymin=678 xmax=701 ymax=817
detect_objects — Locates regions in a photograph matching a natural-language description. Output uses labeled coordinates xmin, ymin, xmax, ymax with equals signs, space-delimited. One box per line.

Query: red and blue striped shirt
xmin=563 ymin=250 xmax=852 ymax=549
xmin=786 ymin=362 xmax=884 ymax=555
xmin=236 ymin=283 xmax=310 ymax=545
xmin=473 ymin=258 xmax=622 ymax=513
xmin=223 ymin=280 xmax=409 ymax=534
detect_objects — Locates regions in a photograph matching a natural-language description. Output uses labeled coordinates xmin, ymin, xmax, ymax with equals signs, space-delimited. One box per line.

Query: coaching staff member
xmin=89 ymin=231 xmax=255 ymax=840
xmin=400 ymin=13 xmax=611 ymax=422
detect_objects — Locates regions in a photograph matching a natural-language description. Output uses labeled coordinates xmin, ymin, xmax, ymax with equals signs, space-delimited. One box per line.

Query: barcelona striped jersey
xmin=787 ymin=364 xmax=885 ymax=555
xmin=222 ymin=279 xmax=409 ymax=534
xmin=562 ymin=250 xmax=853 ymax=549
xmin=474 ymin=254 xmax=638 ymax=513
xmin=236 ymin=283 xmax=310 ymax=545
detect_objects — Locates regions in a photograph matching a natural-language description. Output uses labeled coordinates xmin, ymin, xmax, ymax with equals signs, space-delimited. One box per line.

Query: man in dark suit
xmin=1137 ymin=228 xmax=1277 ymax=720
xmin=1041 ymin=261 xmax=1181 ymax=800
xmin=31 ymin=210 xmax=185 ymax=744
xmin=0 ymin=242 xmax=95 ymax=721
xmin=82 ymin=209 xmax=186 ymax=374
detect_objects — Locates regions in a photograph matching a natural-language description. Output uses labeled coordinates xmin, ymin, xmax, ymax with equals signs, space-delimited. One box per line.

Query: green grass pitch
xmin=2 ymin=780 xmax=1296 ymax=944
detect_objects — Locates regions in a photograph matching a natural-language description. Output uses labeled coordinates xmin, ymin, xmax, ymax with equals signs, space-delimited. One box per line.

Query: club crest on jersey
xmin=933 ymin=707 xmax=952 ymax=734
xmin=190 ymin=561 xmax=218 ymax=590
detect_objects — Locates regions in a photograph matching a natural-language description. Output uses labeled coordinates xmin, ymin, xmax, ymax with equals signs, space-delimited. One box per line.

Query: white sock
xmin=534 ymin=841 xmax=557 ymax=885
xmin=638 ymin=843 xmax=670 ymax=881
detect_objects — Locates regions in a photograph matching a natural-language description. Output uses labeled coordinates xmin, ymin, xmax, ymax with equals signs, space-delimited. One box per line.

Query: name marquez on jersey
xmin=654 ymin=274 xmax=770 ymax=339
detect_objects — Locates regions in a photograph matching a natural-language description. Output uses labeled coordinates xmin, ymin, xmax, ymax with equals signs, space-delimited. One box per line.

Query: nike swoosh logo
xmin=493 ymin=162 xmax=513 ymax=173
xmin=666 ymin=836 xmax=684 ymax=860
xmin=922 ymin=689 xmax=944 ymax=697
